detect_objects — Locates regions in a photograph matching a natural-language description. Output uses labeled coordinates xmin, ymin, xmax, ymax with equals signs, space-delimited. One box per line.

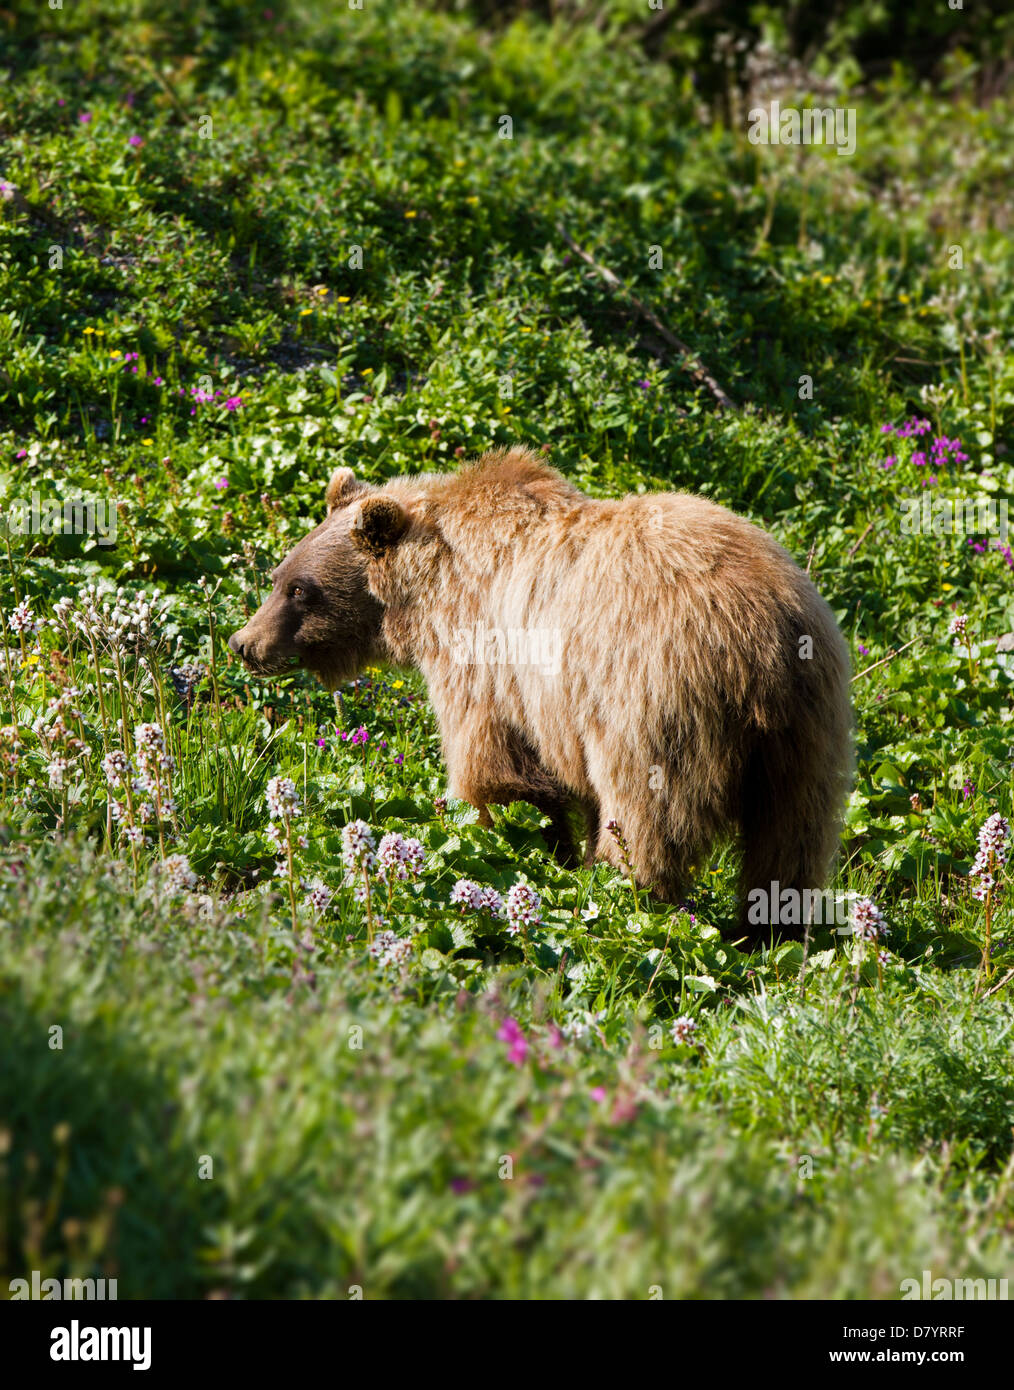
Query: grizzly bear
xmin=229 ymin=447 xmax=853 ymax=936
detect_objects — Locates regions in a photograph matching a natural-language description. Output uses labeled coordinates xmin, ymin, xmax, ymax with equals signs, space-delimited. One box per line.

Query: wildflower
xmin=8 ymin=600 xmax=39 ymax=637
xmin=377 ymin=832 xmax=409 ymax=881
xmin=369 ymin=929 xmax=412 ymax=969
xmin=127 ymin=135 xmax=143 ymax=147
xmin=497 ymin=1018 xmax=528 ymax=1066
xmin=214 ymin=477 xmax=229 ymax=491
xmin=134 ymin=722 xmax=166 ymax=756
xmin=948 ymin=614 xmax=968 ymax=639
xmin=450 ymin=879 xmax=483 ymax=912
xmin=47 ymin=756 xmax=70 ymax=789
xmin=265 ymin=775 xmax=301 ymax=820
xmin=479 ymin=886 xmax=505 ymax=917
xmin=975 ymin=813 xmax=1009 ymax=861
xmin=851 ymin=897 xmax=888 ymax=941
xmin=401 ymin=838 xmax=425 ymax=877
xmin=671 ymin=1015 xmax=697 ymax=1045
xmin=169 ymin=664 xmax=204 ymax=700
xmin=581 ymin=900 xmax=599 ymax=921
xmin=304 ymin=880 xmax=333 ymax=913
xmin=102 ymin=750 xmax=131 ymax=787
xmin=341 ymin=818 xmax=376 ymax=873
xmin=159 ymin=854 xmax=197 ymax=894
xmin=505 ymin=882 xmax=542 ymax=934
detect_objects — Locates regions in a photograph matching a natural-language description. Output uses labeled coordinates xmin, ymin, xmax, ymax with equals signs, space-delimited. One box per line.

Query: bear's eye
xmin=290 ymin=585 xmax=305 ymax=599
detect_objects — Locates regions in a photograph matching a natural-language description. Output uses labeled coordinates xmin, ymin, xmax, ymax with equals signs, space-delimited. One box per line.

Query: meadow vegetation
xmin=0 ymin=0 xmax=1012 ymax=1298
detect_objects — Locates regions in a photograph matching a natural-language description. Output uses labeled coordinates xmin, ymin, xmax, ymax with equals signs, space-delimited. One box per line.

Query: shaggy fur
xmin=231 ymin=447 xmax=854 ymax=937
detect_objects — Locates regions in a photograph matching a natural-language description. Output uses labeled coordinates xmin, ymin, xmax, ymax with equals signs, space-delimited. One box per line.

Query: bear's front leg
xmin=444 ymin=717 xmax=581 ymax=866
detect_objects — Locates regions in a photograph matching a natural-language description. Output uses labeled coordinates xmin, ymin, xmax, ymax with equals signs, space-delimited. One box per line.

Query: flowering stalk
xmin=109 ymin=644 xmax=134 ymax=753
xmin=83 ymin=628 xmax=111 ymax=753
xmin=948 ymin=614 xmax=975 ymax=684
xmin=2 ymin=535 xmax=26 ymax=662
xmin=135 ymin=723 xmax=174 ymax=859
xmin=266 ymin=775 xmax=302 ymax=935
xmin=200 ymin=578 xmax=226 ymax=744
xmin=0 ymin=631 xmax=16 ymax=724
xmin=850 ymin=897 xmax=888 ymax=1001
xmin=102 ymin=747 xmax=141 ymax=878
xmin=970 ymin=813 xmax=1009 ymax=987
xmin=605 ymin=818 xmax=640 ymax=911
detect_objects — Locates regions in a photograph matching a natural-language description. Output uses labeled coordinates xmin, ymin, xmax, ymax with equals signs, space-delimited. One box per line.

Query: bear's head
xmin=228 ymin=467 xmax=389 ymax=688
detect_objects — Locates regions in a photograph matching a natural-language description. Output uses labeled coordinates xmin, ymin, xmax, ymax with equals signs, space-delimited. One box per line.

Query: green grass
xmin=1 ymin=1 xmax=1012 ymax=1299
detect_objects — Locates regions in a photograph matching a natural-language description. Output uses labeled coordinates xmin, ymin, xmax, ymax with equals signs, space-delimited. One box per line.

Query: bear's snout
xmin=228 ymin=627 xmax=273 ymax=670
xmin=228 ymin=618 xmax=299 ymax=675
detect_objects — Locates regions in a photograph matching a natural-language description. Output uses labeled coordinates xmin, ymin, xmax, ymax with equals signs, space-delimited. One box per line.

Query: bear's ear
xmin=349 ymin=496 xmax=410 ymax=556
xmin=326 ymin=467 xmax=364 ymax=514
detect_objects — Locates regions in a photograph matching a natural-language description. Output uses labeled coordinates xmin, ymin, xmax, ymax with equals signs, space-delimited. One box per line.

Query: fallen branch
xmin=556 ymin=225 xmax=737 ymax=411
xmin=979 ymin=966 xmax=1014 ymax=1002
xmin=851 ymin=636 xmax=921 ymax=683
xmin=847 ymin=519 xmax=876 ymax=559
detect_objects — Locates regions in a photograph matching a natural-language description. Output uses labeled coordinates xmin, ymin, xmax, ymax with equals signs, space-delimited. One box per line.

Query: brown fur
xmin=231 ymin=446 xmax=854 ymax=937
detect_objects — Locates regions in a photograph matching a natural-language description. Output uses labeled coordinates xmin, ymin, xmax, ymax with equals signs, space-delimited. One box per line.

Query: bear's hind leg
xmin=739 ymin=727 xmax=849 ymax=941
xmin=592 ymin=800 xmax=689 ymax=904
